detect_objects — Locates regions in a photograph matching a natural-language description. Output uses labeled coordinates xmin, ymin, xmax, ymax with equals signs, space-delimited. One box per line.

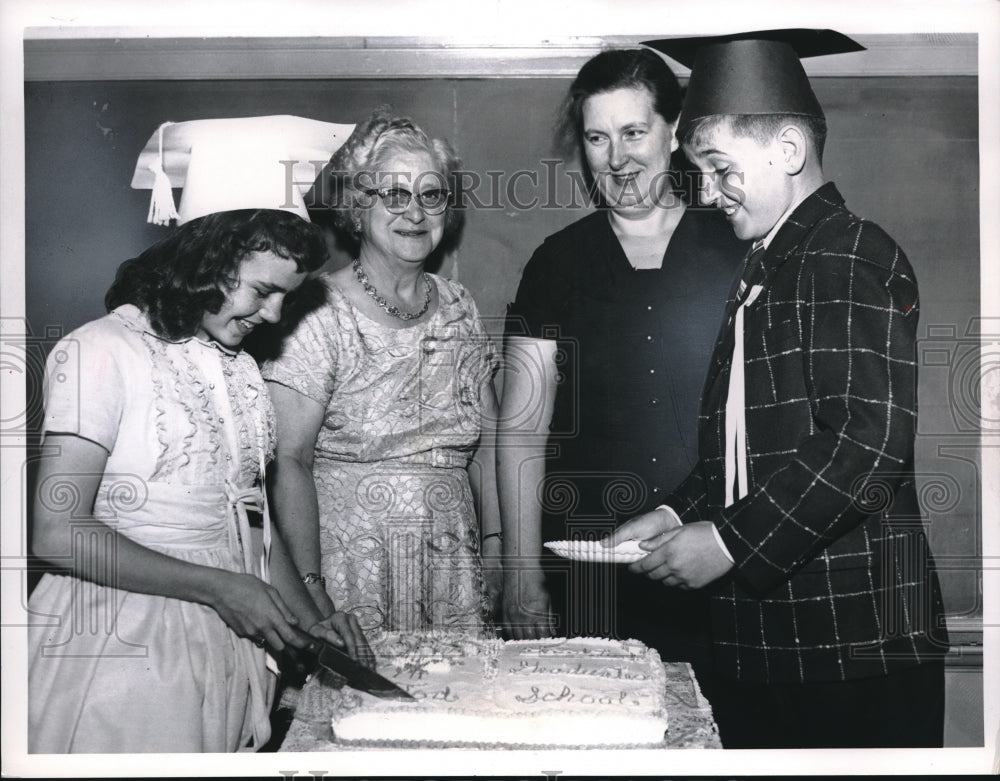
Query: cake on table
xmin=308 ymin=632 xmax=670 ymax=749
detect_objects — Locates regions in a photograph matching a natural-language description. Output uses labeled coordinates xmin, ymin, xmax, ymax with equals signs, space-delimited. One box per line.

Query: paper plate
xmin=544 ymin=539 xmax=648 ymax=564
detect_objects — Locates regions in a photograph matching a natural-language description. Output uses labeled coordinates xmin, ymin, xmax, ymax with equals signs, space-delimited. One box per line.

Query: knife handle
xmin=272 ymin=645 xmax=317 ymax=683
xmin=291 ymin=623 xmax=378 ymax=670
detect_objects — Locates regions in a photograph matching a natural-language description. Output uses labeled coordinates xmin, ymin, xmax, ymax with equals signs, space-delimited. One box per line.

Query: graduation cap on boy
xmin=131 ymin=115 xmax=356 ymax=225
xmin=642 ymin=28 xmax=866 ymax=127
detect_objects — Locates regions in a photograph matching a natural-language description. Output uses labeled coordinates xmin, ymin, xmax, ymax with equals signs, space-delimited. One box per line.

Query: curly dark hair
xmin=316 ymin=107 xmax=463 ymax=250
xmin=105 ymin=209 xmax=328 ymax=340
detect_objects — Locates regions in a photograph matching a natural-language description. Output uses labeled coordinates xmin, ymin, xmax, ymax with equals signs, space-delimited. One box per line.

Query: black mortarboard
xmin=643 ymin=29 xmax=865 ymax=125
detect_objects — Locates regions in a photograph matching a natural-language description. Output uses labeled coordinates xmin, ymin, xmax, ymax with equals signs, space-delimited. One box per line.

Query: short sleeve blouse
xmin=505 ymin=208 xmax=748 ymax=510
xmin=262 ymin=273 xmax=498 ymax=467
xmin=43 ymin=304 xmax=273 ymax=488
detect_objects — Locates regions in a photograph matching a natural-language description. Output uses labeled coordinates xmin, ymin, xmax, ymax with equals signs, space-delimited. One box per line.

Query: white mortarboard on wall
xmin=130 ymin=115 xmax=356 ymax=225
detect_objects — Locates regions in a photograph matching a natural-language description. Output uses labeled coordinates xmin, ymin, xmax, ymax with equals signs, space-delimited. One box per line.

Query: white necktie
xmin=724 ymin=245 xmax=766 ymax=507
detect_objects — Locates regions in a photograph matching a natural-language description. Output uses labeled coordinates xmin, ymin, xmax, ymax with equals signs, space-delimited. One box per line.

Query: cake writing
xmin=508 ymin=660 xmax=651 ymax=680
xmin=390 ymin=655 xmax=464 ymax=680
xmin=514 ymin=685 xmax=641 ymax=706
xmin=406 ymin=685 xmax=459 ymax=703
xmin=526 ymin=646 xmax=640 ymax=659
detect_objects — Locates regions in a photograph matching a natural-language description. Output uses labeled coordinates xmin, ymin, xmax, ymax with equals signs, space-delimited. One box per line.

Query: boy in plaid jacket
xmin=609 ymin=30 xmax=949 ymax=748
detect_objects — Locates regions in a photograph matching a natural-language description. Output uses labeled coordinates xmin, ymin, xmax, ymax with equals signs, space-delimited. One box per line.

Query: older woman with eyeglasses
xmin=262 ymin=109 xmax=501 ymax=636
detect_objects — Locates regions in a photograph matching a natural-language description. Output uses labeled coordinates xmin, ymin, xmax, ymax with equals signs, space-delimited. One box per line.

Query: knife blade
xmin=306 ymin=638 xmax=416 ymax=702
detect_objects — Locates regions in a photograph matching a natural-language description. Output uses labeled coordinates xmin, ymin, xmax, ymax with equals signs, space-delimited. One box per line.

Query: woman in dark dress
xmin=497 ymin=49 xmax=748 ymax=698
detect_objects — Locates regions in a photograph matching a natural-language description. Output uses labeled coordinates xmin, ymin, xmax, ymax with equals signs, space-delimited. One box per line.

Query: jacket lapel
xmin=758 ymin=182 xmax=846 ymax=291
xmin=700 ymin=271 xmax=744 ymax=414
xmin=698 ymin=183 xmax=847 ymax=416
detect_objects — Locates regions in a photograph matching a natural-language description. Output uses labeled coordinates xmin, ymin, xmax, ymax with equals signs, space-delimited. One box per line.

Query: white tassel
xmin=146 ymin=122 xmax=178 ymax=225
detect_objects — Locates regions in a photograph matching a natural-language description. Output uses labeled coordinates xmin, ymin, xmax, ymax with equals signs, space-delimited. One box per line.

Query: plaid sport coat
xmin=665 ymin=183 xmax=948 ymax=684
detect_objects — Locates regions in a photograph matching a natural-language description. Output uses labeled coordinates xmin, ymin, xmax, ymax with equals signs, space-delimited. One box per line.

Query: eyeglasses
xmin=362 ymin=186 xmax=451 ymax=216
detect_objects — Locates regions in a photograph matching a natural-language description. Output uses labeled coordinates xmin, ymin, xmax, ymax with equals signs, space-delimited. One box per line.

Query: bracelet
xmin=483 ymin=532 xmax=503 ymax=542
xmin=301 ymin=572 xmax=326 ymax=587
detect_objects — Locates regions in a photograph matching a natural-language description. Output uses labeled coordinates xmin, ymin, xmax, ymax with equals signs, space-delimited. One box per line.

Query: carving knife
xmin=302 ymin=638 xmax=416 ymax=702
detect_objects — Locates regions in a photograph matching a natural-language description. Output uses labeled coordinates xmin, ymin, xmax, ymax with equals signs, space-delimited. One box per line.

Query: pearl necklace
xmin=353 ymin=259 xmax=432 ymax=321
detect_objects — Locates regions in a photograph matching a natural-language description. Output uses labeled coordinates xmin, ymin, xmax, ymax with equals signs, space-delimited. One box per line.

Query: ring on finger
xmin=252 ymin=636 xmax=266 ymax=648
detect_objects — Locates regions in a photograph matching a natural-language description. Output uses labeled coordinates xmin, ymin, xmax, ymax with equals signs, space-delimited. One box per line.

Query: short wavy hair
xmin=318 ymin=107 xmax=463 ymax=246
xmin=105 ymin=209 xmax=328 ymax=340
xmin=679 ymin=113 xmax=829 ymax=164
xmin=556 ymin=48 xmax=684 ymax=158
xmin=553 ymin=48 xmax=693 ymax=204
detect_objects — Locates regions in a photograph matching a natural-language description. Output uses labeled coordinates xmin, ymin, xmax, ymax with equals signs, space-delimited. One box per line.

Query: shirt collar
xmin=112 ymin=304 xmax=241 ymax=356
xmin=758 ymin=182 xmax=826 ymax=251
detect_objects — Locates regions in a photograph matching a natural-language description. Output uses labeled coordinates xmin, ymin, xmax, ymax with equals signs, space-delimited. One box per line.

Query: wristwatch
xmin=301 ymin=572 xmax=327 ymax=587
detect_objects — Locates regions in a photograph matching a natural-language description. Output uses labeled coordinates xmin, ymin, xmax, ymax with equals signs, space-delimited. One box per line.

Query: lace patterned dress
xmin=262 ymin=274 xmax=497 ymax=635
xmin=28 ymin=304 xmax=277 ymax=753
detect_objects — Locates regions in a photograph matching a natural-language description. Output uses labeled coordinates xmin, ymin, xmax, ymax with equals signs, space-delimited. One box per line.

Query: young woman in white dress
xmin=28 ymin=117 xmax=372 ymax=753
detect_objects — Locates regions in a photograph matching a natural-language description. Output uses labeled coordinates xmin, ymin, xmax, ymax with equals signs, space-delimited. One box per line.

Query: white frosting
xmin=329 ymin=633 xmax=669 ymax=748
xmin=544 ymin=538 xmax=649 ymax=563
